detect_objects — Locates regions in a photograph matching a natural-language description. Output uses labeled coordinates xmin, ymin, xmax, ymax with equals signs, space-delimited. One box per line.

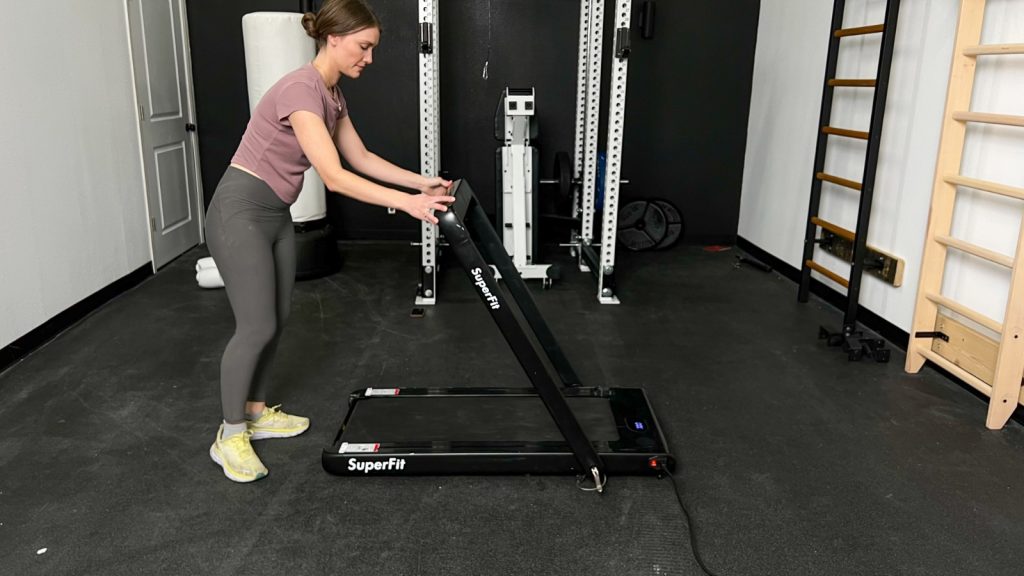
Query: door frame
xmin=124 ymin=0 xmax=205 ymax=272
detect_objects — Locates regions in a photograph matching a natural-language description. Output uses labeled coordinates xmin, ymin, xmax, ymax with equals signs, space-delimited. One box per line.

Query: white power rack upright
xmin=415 ymin=0 xmax=441 ymax=306
xmin=572 ymin=0 xmax=633 ymax=304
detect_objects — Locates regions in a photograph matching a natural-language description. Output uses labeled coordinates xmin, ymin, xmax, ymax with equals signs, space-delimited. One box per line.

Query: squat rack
xmin=411 ymin=0 xmax=634 ymax=306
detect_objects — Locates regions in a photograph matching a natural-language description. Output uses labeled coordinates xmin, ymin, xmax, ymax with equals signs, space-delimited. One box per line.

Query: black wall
xmin=187 ymin=0 xmax=290 ymax=201
xmin=187 ymin=0 xmax=759 ymax=243
xmin=625 ymin=1 xmax=759 ymax=243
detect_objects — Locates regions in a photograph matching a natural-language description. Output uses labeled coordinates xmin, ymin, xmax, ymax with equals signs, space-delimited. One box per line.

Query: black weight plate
xmin=618 ymin=200 xmax=668 ymax=251
xmin=554 ymin=151 xmax=573 ymax=213
xmin=652 ymin=199 xmax=684 ymax=249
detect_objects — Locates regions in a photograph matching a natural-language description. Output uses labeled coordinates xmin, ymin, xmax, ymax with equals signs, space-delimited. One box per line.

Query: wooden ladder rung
xmin=835 ymin=24 xmax=885 ymax=38
xmin=934 ymin=235 xmax=1014 ymax=268
xmin=964 ymin=43 xmax=1024 ymax=56
xmin=924 ymin=292 xmax=1003 ymax=334
xmin=816 ymin=172 xmax=863 ymax=191
xmin=829 ymin=78 xmax=877 ymax=88
xmin=805 ymin=260 xmax=849 ymax=288
xmin=944 ymin=174 xmax=1024 ymax=201
xmin=810 ymin=216 xmax=855 ymax=241
xmin=952 ymin=111 xmax=1024 ymax=128
xmin=917 ymin=348 xmax=993 ymax=398
xmin=822 ymin=126 xmax=869 ymax=140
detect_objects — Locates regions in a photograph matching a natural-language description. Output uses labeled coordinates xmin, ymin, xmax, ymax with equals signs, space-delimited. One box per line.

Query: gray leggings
xmin=205 ymin=167 xmax=295 ymax=424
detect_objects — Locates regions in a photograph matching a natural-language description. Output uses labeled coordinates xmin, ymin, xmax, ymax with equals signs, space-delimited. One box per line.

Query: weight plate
xmin=554 ymin=151 xmax=573 ymax=213
xmin=618 ymin=200 xmax=668 ymax=251
xmin=652 ymin=199 xmax=684 ymax=249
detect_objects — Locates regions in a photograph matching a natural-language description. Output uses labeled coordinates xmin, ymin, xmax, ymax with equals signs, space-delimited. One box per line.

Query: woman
xmin=206 ymin=0 xmax=453 ymax=483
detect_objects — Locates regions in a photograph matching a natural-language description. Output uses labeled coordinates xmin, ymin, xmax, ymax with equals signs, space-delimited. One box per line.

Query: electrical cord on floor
xmin=658 ymin=461 xmax=723 ymax=576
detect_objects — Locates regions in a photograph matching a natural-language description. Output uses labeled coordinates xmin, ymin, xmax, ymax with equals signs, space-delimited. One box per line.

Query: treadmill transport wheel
xmin=618 ymin=200 xmax=668 ymax=251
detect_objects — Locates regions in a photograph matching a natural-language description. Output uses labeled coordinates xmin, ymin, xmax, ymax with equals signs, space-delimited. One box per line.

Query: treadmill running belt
xmin=340 ymin=396 xmax=619 ymax=443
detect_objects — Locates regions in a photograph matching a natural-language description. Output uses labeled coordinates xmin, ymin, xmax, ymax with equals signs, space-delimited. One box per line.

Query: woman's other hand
xmin=402 ymin=193 xmax=455 ymax=225
xmin=418 ymin=176 xmax=453 ymax=197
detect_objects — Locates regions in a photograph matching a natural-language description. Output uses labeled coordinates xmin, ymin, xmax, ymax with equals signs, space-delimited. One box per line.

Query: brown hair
xmin=301 ymin=0 xmax=380 ymax=51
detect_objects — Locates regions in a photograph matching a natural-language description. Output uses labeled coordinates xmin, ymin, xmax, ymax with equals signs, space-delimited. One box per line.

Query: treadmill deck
xmin=323 ymin=387 xmax=675 ymax=476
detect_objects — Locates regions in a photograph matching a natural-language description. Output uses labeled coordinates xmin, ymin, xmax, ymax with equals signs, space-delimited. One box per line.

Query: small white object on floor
xmin=195 ymin=257 xmax=217 ymax=271
xmin=196 ymin=266 xmax=225 ymax=289
xmin=37 ymin=548 xmax=47 ymax=555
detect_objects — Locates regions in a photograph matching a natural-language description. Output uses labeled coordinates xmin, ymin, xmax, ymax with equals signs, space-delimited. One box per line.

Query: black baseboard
xmin=736 ymin=236 xmax=1024 ymax=426
xmin=0 ymin=264 xmax=153 ymax=374
xmin=735 ymin=236 xmax=909 ymax=350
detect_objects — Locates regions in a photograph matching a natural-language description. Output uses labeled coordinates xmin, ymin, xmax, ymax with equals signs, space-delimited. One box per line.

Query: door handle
xmin=185 ymin=122 xmax=197 ymax=132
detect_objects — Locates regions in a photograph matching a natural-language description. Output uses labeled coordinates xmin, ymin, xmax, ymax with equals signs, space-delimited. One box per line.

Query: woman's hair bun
xmin=301 ymin=12 xmax=318 ymax=39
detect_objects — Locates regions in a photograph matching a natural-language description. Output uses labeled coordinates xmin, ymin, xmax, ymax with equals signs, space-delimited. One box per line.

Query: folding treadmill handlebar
xmin=442 ymin=180 xmax=583 ymax=387
xmin=444 ymin=179 xmax=475 ymax=224
xmin=437 ymin=180 xmax=605 ymax=480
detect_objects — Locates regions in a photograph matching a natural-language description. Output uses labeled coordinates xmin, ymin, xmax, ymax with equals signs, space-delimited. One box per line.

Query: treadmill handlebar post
xmin=438 ymin=180 xmax=607 ymax=481
xmin=443 ymin=179 xmax=584 ymax=387
xmin=465 ymin=202 xmax=585 ymax=387
xmin=441 ymin=179 xmax=473 ymax=224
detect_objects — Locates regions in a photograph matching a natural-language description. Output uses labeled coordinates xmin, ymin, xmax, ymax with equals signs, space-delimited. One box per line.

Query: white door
xmin=127 ymin=0 xmax=202 ymax=269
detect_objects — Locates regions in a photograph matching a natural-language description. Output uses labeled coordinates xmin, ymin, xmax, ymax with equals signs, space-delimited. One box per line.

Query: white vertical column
xmin=597 ymin=0 xmax=632 ymax=304
xmin=580 ymin=0 xmax=605 ymax=246
xmin=431 ymin=1 xmax=440 ymax=177
xmin=572 ymin=0 xmax=592 ymax=218
xmin=417 ymin=0 xmax=439 ymax=304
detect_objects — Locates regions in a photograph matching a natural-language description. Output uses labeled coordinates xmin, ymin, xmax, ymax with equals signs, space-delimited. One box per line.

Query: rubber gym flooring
xmin=2 ymin=242 xmax=1024 ymax=575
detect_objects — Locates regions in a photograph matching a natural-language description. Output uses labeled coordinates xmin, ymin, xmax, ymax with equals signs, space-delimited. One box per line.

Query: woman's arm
xmin=290 ymin=111 xmax=452 ymax=223
xmin=334 ymin=115 xmax=450 ymax=195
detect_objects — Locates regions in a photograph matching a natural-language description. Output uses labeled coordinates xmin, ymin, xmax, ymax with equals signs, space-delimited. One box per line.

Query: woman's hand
xmin=418 ymin=176 xmax=453 ymax=197
xmin=401 ymin=193 xmax=455 ymax=225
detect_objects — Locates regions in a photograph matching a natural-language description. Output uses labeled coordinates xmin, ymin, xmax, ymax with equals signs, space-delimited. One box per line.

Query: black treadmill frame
xmin=322 ymin=180 xmax=674 ymax=480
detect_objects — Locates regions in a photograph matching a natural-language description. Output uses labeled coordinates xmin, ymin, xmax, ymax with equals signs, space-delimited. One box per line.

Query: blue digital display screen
xmin=633 ymin=421 xmax=645 ymax=431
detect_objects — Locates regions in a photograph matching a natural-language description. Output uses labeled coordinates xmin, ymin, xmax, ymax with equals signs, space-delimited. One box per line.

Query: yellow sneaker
xmin=209 ymin=426 xmax=268 ymax=483
xmin=247 ymin=405 xmax=310 ymax=440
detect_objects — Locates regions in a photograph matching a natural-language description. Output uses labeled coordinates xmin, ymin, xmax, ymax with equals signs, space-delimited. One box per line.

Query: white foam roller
xmin=196 ymin=267 xmax=225 ymax=289
xmin=242 ymin=12 xmax=326 ymax=223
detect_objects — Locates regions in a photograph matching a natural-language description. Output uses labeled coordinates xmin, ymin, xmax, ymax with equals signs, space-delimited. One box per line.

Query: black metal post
xmin=466 ymin=203 xmax=583 ymax=387
xmin=438 ymin=181 xmax=604 ymax=477
xmin=580 ymin=244 xmax=601 ymax=280
xmin=843 ymin=0 xmax=901 ymax=335
xmin=798 ymin=0 xmax=846 ymax=303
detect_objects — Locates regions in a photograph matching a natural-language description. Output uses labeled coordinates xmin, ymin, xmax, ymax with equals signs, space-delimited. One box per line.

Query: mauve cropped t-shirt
xmin=231 ymin=63 xmax=348 ymax=204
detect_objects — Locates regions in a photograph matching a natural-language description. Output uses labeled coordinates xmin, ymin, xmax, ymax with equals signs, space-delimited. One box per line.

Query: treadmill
xmin=323 ymin=180 xmax=674 ymax=491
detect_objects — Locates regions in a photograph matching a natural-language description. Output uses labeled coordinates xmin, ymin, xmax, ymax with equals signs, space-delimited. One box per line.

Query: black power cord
xmin=657 ymin=462 xmax=724 ymax=576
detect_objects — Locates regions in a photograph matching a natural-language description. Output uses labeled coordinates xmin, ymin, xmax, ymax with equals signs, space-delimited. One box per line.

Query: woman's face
xmin=328 ymin=27 xmax=380 ymax=79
